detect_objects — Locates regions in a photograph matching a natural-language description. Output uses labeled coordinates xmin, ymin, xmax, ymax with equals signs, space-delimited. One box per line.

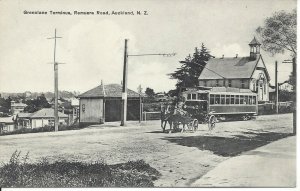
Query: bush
xmin=0 ymin=151 xmax=161 ymax=187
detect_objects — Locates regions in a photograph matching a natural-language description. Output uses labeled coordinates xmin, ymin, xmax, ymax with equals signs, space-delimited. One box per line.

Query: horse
xmin=161 ymin=104 xmax=192 ymax=133
xmin=161 ymin=104 xmax=174 ymax=133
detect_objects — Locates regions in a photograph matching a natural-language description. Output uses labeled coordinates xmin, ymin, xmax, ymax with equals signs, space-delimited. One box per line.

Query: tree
xmin=145 ymin=88 xmax=155 ymax=97
xmin=256 ymin=9 xmax=297 ymax=134
xmin=0 ymin=96 xmax=12 ymax=114
xmin=256 ymin=9 xmax=296 ymax=56
xmin=24 ymin=94 xmax=51 ymax=113
xmin=169 ymin=43 xmax=213 ymax=95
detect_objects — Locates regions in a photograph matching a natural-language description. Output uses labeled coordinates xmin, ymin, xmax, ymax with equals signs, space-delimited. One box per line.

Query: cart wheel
xmin=242 ymin=115 xmax=249 ymax=121
xmin=193 ymin=119 xmax=199 ymax=131
xmin=208 ymin=115 xmax=216 ymax=130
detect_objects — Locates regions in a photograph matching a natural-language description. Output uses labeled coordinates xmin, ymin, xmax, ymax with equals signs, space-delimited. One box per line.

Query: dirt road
xmin=0 ymin=113 xmax=293 ymax=187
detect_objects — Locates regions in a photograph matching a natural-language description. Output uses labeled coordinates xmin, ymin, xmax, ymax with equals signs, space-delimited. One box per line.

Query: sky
xmin=0 ymin=0 xmax=297 ymax=93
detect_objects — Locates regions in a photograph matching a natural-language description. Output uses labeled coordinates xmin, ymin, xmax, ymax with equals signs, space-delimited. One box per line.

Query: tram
xmin=182 ymin=87 xmax=258 ymax=122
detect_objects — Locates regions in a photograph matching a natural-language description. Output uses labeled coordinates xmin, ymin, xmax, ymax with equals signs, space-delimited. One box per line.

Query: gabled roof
xmin=199 ymin=56 xmax=261 ymax=80
xmin=18 ymin=108 xmax=68 ymax=119
xmin=78 ymin=84 xmax=140 ymax=98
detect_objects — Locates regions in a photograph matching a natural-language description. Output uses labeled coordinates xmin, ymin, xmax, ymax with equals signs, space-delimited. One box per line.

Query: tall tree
xmin=169 ymin=43 xmax=213 ymax=94
xmin=145 ymin=87 xmax=155 ymax=97
xmin=256 ymin=9 xmax=296 ymax=56
xmin=256 ymin=9 xmax=297 ymax=134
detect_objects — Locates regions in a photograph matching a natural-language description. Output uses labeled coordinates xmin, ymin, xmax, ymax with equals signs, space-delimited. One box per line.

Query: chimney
xmin=221 ymin=55 xmax=224 ymax=59
xmin=235 ymin=54 xmax=238 ymax=58
xmin=101 ymin=79 xmax=103 ymax=85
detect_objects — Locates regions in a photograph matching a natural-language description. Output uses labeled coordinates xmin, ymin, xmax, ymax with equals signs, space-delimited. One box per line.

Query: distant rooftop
xmin=17 ymin=108 xmax=68 ymax=119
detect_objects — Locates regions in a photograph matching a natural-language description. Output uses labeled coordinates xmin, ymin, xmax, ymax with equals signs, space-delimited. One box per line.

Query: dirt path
xmin=0 ymin=113 xmax=293 ymax=187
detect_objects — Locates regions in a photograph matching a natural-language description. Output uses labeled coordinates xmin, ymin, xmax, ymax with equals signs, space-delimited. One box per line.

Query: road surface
xmin=0 ymin=113 xmax=294 ymax=187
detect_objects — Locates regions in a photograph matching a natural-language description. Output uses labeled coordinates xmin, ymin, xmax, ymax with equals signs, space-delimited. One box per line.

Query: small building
xmin=78 ymin=83 xmax=141 ymax=127
xmin=279 ymin=82 xmax=293 ymax=92
xmin=0 ymin=117 xmax=15 ymax=133
xmin=70 ymin=98 xmax=80 ymax=123
xmin=16 ymin=108 xmax=68 ymax=129
xmin=199 ymin=37 xmax=270 ymax=102
xmin=10 ymin=101 xmax=27 ymax=115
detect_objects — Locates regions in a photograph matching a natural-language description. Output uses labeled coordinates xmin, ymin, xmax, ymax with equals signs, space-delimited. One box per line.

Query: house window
xmin=228 ymin=80 xmax=232 ymax=87
xmin=203 ymin=80 xmax=207 ymax=87
xmin=192 ymin=94 xmax=197 ymax=100
xmin=264 ymin=83 xmax=266 ymax=94
xmin=241 ymin=79 xmax=245 ymax=88
xmin=82 ymin=104 xmax=85 ymax=112
xmin=187 ymin=94 xmax=191 ymax=100
xmin=216 ymin=80 xmax=219 ymax=87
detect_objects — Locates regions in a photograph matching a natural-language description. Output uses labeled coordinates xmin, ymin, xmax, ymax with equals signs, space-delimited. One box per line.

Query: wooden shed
xmin=78 ymin=83 xmax=141 ymax=127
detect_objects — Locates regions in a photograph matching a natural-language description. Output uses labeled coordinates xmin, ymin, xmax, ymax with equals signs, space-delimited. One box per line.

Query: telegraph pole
xmin=137 ymin=85 xmax=143 ymax=123
xmin=120 ymin=39 xmax=176 ymax=126
xmin=275 ymin=61 xmax=278 ymax=114
xmin=121 ymin=39 xmax=128 ymax=126
xmin=47 ymin=29 xmax=63 ymax=132
xmin=292 ymin=57 xmax=296 ymax=134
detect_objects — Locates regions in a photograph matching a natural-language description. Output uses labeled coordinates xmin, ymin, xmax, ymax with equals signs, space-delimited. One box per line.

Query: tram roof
xmin=183 ymin=87 xmax=256 ymax=95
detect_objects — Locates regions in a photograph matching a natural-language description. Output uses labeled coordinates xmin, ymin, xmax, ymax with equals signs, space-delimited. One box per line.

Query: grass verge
xmin=0 ymin=151 xmax=161 ymax=187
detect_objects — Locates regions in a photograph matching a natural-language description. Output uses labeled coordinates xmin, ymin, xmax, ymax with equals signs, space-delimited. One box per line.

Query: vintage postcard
xmin=0 ymin=0 xmax=297 ymax=189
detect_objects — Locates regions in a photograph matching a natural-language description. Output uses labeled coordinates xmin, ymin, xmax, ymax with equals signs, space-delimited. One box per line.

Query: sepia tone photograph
xmin=0 ymin=0 xmax=297 ymax=188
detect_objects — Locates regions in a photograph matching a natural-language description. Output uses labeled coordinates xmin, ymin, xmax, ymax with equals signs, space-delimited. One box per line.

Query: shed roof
xmin=78 ymin=84 xmax=140 ymax=98
xmin=199 ymin=56 xmax=260 ymax=80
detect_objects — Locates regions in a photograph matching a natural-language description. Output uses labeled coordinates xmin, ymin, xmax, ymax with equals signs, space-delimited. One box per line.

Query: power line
xmin=180 ymin=60 xmax=226 ymax=79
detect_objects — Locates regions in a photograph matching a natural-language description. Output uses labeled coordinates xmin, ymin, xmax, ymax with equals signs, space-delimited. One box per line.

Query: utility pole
xmin=47 ymin=29 xmax=63 ymax=132
xmin=120 ymin=39 xmax=176 ymax=126
xmin=137 ymin=85 xmax=143 ymax=123
xmin=292 ymin=57 xmax=296 ymax=134
xmin=121 ymin=39 xmax=128 ymax=126
xmin=275 ymin=61 xmax=278 ymax=114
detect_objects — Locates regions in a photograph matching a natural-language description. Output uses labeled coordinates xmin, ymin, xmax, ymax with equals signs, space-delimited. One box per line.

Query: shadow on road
xmin=162 ymin=132 xmax=293 ymax=157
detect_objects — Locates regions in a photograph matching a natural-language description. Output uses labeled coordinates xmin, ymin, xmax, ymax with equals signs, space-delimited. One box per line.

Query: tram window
xmin=192 ymin=94 xmax=197 ymax=100
xmin=198 ymin=93 xmax=206 ymax=100
xmin=187 ymin=94 xmax=191 ymax=100
xmin=245 ymin=96 xmax=249 ymax=104
xmin=235 ymin=95 xmax=240 ymax=104
xmin=230 ymin=95 xmax=235 ymax=104
xmin=240 ymin=95 xmax=246 ymax=104
xmin=249 ymin=96 xmax=252 ymax=104
xmin=253 ymin=96 xmax=257 ymax=104
xmin=221 ymin=95 xmax=225 ymax=104
xmin=210 ymin=94 xmax=215 ymax=105
xmin=215 ymin=95 xmax=220 ymax=104
xmin=226 ymin=95 xmax=230 ymax=104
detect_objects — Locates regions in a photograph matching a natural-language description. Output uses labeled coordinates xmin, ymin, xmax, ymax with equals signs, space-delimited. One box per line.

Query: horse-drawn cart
xmin=161 ymin=101 xmax=216 ymax=133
